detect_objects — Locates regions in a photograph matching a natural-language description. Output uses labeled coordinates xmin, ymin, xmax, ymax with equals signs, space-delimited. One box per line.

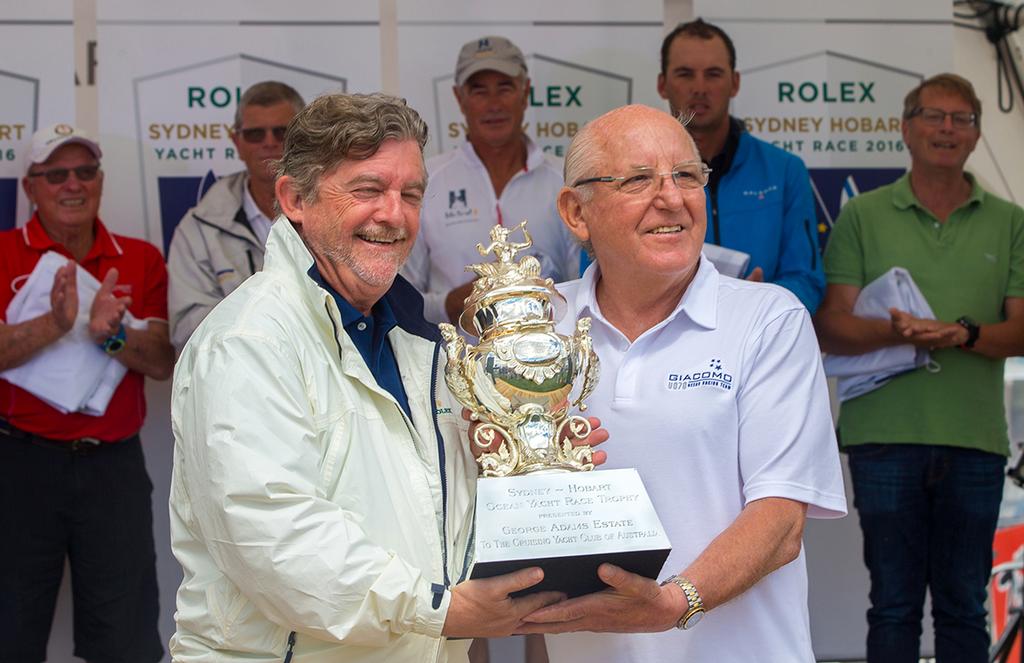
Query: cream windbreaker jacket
xmin=167 ymin=171 xmax=265 ymax=353
xmin=169 ymin=217 xmax=478 ymax=662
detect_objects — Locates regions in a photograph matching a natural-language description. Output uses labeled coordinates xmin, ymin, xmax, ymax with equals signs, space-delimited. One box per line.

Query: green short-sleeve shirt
xmin=823 ymin=172 xmax=1024 ymax=455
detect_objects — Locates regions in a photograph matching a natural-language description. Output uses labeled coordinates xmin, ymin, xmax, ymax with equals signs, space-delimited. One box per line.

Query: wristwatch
xmin=956 ymin=316 xmax=980 ymax=349
xmin=101 ymin=323 xmax=127 ymax=356
xmin=661 ymin=575 xmax=705 ymax=630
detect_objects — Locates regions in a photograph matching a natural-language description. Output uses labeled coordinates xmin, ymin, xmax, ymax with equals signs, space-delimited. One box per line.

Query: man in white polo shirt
xmin=404 ymin=35 xmax=579 ymax=325
xmin=519 ymin=104 xmax=846 ymax=662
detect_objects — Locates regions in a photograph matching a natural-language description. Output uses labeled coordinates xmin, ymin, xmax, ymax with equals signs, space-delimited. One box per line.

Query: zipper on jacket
xmin=283 ymin=630 xmax=296 ymax=662
xmin=803 ymin=218 xmax=818 ymax=269
xmin=428 ymin=342 xmax=477 ymax=608
xmin=429 ymin=343 xmax=452 ymax=608
xmin=247 ymin=249 xmax=256 ymax=275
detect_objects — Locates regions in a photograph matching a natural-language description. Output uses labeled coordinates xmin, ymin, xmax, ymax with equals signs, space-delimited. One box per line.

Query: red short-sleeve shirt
xmin=0 ymin=214 xmax=168 ymax=441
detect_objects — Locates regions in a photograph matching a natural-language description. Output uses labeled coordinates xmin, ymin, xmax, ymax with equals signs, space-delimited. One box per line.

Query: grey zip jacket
xmin=167 ymin=171 xmax=264 ymax=352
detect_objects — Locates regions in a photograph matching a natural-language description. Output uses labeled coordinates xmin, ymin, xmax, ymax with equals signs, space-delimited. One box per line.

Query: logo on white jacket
xmin=667 ymin=358 xmax=734 ymax=391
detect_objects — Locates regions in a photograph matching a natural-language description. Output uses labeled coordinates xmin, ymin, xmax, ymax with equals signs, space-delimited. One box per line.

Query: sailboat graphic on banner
xmin=840 ymin=175 xmax=861 ymax=209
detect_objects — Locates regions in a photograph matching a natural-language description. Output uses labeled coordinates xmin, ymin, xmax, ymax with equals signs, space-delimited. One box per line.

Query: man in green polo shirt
xmin=816 ymin=73 xmax=1024 ymax=663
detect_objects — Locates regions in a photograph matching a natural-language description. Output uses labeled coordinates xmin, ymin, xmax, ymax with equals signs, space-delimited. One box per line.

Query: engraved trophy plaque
xmin=440 ymin=221 xmax=670 ymax=597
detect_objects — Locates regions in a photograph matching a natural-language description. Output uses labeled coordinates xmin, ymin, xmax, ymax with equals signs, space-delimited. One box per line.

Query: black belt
xmin=0 ymin=419 xmax=138 ymax=453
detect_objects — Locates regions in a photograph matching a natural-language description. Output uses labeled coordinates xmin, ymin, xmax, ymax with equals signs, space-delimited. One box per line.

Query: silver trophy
xmin=438 ymin=221 xmax=600 ymax=477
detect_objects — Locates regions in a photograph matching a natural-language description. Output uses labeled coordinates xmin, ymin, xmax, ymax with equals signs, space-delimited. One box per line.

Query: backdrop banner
xmin=0 ymin=1 xmax=75 ymax=230
xmin=97 ymin=1 xmax=380 ymax=247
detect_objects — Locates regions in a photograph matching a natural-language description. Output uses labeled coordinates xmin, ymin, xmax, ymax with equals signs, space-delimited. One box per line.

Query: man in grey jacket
xmin=167 ymin=80 xmax=304 ymax=352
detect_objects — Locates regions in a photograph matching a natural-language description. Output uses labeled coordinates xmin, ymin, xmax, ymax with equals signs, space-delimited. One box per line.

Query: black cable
xmin=996 ymin=34 xmax=1015 ymax=112
xmin=1003 ymin=28 xmax=1024 ymax=107
xmin=961 ymin=0 xmax=1024 ymax=114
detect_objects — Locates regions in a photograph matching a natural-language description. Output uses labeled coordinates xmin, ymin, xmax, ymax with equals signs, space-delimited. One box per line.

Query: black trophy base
xmin=470 ymin=548 xmax=670 ymax=598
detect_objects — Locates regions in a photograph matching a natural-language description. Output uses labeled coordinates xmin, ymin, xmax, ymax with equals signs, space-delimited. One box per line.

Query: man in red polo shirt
xmin=0 ymin=124 xmax=173 ymax=663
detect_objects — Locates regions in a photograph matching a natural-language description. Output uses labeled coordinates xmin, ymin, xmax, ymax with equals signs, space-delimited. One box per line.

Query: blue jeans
xmin=848 ymin=443 xmax=1005 ymax=663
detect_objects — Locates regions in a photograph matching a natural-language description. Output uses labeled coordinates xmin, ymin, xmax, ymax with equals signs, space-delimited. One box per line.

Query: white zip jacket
xmin=167 ymin=171 xmax=265 ymax=353
xmin=403 ymin=137 xmax=580 ymax=324
xmin=169 ymin=217 xmax=478 ymax=663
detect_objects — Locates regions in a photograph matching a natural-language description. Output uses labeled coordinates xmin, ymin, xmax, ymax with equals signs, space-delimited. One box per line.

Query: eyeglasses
xmin=908 ymin=107 xmax=978 ymax=129
xmin=572 ymin=161 xmax=711 ymax=195
xmin=238 ymin=126 xmax=288 ymax=144
xmin=26 ymin=164 xmax=101 ymax=185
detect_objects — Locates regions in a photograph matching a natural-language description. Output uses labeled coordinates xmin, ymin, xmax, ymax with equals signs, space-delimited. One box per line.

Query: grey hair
xmin=561 ymin=107 xmax=702 ymax=260
xmin=273 ymin=92 xmax=428 ymax=204
xmin=233 ymin=81 xmax=306 ymax=130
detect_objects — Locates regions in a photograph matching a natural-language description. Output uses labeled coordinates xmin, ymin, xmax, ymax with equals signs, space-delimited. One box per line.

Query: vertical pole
xmin=663 ymin=0 xmax=693 ymax=33
xmin=379 ymin=0 xmax=399 ymax=95
xmin=73 ymin=0 xmax=99 ymax=134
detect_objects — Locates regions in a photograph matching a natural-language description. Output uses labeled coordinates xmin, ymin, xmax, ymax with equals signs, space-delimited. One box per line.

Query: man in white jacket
xmin=403 ymin=36 xmax=579 ymax=326
xmin=170 ymin=92 xmax=565 ymax=663
xmin=167 ymin=81 xmax=304 ymax=352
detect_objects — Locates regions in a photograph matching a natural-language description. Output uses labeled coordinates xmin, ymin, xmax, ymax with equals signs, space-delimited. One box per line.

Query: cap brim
xmin=456 ymin=60 xmax=526 ymax=87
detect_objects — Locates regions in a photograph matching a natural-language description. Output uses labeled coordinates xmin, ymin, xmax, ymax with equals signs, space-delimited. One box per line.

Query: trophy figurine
xmin=438 ymin=220 xmax=600 ymax=477
xmin=440 ymin=221 xmax=670 ymax=598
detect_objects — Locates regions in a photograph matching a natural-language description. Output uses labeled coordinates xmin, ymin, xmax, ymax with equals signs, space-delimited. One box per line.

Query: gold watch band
xmin=661 ymin=575 xmax=705 ymax=630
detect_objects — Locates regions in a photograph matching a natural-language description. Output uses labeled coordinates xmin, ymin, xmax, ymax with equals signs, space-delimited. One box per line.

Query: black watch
xmin=956 ymin=316 xmax=980 ymax=349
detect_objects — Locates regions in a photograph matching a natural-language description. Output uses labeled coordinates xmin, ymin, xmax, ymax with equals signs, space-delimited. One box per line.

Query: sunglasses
xmin=27 ymin=164 xmax=101 ymax=185
xmin=238 ymin=126 xmax=288 ymax=144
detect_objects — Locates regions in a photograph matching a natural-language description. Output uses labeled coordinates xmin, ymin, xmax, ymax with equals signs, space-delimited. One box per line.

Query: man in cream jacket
xmin=170 ymin=92 xmax=564 ymax=662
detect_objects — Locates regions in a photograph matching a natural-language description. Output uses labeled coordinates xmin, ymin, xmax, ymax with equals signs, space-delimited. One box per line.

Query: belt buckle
xmin=71 ymin=437 xmax=102 ymax=452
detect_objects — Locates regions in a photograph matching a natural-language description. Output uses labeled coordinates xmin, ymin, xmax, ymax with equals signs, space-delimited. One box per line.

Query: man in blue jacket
xmin=658 ymin=18 xmax=824 ymax=313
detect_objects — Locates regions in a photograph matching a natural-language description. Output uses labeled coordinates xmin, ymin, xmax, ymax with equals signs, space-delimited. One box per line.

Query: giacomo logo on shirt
xmin=667 ymin=358 xmax=734 ymax=392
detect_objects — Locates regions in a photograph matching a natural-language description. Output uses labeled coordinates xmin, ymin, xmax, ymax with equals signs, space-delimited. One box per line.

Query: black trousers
xmin=0 ymin=425 xmax=163 ymax=663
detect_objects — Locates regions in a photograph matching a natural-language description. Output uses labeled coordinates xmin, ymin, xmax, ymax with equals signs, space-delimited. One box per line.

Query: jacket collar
xmin=706 ymin=116 xmax=745 ymax=188
xmin=190 ymin=170 xmax=259 ymax=236
xmin=264 ymin=216 xmax=440 ymax=342
xmin=459 ymin=134 xmax=544 ymax=174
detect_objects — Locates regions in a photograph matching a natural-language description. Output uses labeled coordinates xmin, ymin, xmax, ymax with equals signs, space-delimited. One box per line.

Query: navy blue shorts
xmin=0 ymin=426 xmax=163 ymax=663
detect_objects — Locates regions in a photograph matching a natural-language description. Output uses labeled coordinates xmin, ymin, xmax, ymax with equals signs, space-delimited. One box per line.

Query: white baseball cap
xmin=28 ymin=123 xmax=102 ymax=166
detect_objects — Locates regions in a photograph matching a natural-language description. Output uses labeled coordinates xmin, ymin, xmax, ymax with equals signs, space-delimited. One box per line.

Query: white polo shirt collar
xmin=570 ymin=251 xmax=720 ymax=337
xmin=458 ymin=133 xmax=546 ymax=174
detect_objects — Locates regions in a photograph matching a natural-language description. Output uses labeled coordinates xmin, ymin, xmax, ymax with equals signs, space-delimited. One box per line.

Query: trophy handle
xmin=438 ymin=323 xmax=489 ymax=421
xmin=555 ymin=415 xmax=595 ymax=471
xmin=473 ymin=423 xmax=521 ymax=478
xmin=570 ymin=317 xmax=600 ymax=411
